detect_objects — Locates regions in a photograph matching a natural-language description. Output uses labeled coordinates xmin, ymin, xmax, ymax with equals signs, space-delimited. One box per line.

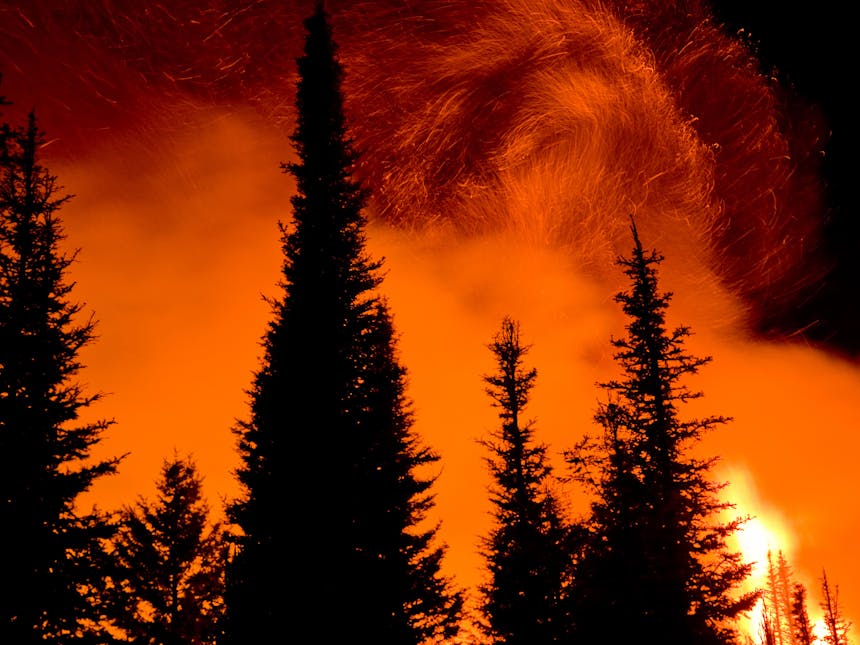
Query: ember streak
xmin=0 ymin=0 xmax=842 ymax=345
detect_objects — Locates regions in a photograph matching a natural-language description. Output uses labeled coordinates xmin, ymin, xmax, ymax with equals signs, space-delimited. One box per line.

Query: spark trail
xmin=0 ymin=0 xmax=832 ymax=338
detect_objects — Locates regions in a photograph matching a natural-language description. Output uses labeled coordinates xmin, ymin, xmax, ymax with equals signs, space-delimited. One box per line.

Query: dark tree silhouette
xmin=0 ymin=111 xmax=120 ymax=643
xmin=222 ymin=4 xmax=462 ymax=642
xmin=567 ymin=217 xmax=757 ymax=644
xmin=348 ymin=301 xmax=463 ymax=641
xmin=478 ymin=317 xmax=571 ymax=644
xmin=821 ymin=570 xmax=851 ymax=645
xmin=790 ymin=582 xmax=815 ymax=645
xmin=103 ymin=453 xmax=226 ymax=644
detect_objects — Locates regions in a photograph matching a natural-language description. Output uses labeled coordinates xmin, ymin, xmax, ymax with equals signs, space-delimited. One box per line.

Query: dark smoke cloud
xmin=0 ymin=0 xmax=850 ymax=352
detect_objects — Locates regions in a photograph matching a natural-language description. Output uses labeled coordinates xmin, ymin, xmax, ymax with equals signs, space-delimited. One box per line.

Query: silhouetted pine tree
xmin=103 ymin=454 xmax=226 ymax=644
xmin=566 ymin=399 xmax=650 ymax=642
xmin=821 ymin=570 xmax=851 ymax=645
xmin=222 ymin=4 xmax=462 ymax=642
xmin=567 ymin=217 xmax=757 ymax=644
xmin=478 ymin=317 xmax=571 ymax=644
xmin=0 ymin=111 xmax=120 ymax=643
xmin=764 ymin=549 xmax=799 ymax=645
xmin=790 ymin=583 xmax=814 ymax=645
xmin=350 ymin=301 xmax=463 ymax=641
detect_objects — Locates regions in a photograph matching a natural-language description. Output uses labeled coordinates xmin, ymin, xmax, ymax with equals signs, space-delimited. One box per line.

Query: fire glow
xmin=0 ymin=0 xmax=854 ymax=639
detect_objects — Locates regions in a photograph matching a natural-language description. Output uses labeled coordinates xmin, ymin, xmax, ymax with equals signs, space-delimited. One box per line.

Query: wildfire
xmin=0 ymin=0 xmax=854 ymax=640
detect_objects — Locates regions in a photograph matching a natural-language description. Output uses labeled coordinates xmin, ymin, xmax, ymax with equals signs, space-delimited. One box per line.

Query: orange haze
xmin=1 ymin=0 xmax=856 ymax=639
xmin=51 ymin=109 xmax=858 ymax=637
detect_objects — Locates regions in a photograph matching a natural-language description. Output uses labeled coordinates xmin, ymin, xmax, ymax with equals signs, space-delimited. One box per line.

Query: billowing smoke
xmin=342 ymin=0 xmax=828 ymax=322
xmin=0 ymin=0 xmax=833 ymax=336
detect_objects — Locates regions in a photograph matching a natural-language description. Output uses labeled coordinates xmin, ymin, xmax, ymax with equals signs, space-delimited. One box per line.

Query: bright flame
xmin=735 ymin=517 xmax=778 ymax=640
xmin=736 ymin=516 xmax=781 ymax=580
xmin=721 ymin=466 xmax=795 ymax=639
xmin=724 ymin=470 xmax=858 ymax=643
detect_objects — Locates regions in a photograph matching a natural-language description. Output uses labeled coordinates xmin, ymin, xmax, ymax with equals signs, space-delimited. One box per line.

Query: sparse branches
xmin=791 ymin=582 xmax=814 ymax=645
xmin=821 ymin=570 xmax=851 ymax=645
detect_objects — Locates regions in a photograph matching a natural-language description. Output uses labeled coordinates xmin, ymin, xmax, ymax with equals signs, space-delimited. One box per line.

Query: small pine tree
xmin=765 ymin=551 xmax=785 ymax=644
xmin=0 ymin=110 xmax=121 ymax=643
xmin=103 ymin=454 xmax=226 ymax=644
xmin=760 ymin=549 xmax=806 ymax=645
xmin=821 ymin=570 xmax=851 ymax=645
xmin=790 ymin=583 xmax=814 ymax=645
xmin=764 ymin=550 xmax=795 ymax=645
xmin=478 ymin=317 xmax=571 ymax=644
xmin=567 ymin=217 xmax=757 ymax=643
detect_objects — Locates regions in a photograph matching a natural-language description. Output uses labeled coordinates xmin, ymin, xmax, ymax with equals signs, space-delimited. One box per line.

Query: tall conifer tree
xmin=567 ymin=218 xmax=756 ymax=644
xmin=223 ymin=4 xmax=462 ymax=642
xmin=0 ymin=111 xmax=120 ymax=643
xmin=478 ymin=317 xmax=571 ymax=644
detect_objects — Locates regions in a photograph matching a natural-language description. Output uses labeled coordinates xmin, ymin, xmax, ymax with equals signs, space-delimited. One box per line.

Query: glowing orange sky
xmin=1 ymin=0 xmax=856 ymax=638
xmin=48 ymin=107 xmax=857 ymax=637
